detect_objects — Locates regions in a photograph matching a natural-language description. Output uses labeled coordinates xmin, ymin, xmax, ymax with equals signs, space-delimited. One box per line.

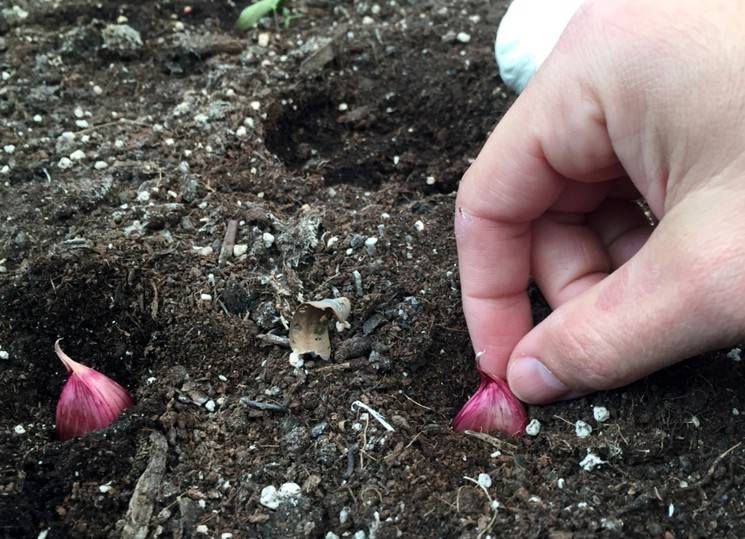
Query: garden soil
xmin=1 ymin=1 xmax=744 ymax=538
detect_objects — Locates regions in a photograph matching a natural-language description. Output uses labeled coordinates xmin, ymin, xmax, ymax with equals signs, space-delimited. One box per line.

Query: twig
xmin=121 ymin=432 xmax=168 ymax=539
xmin=218 ymin=219 xmax=239 ymax=267
xmin=239 ymin=398 xmax=288 ymax=413
xmin=680 ymin=441 xmax=743 ymax=492
xmin=464 ymin=430 xmax=517 ymax=451
xmin=351 ymin=401 xmax=395 ymax=432
xmin=256 ymin=333 xmax=290 ymax=347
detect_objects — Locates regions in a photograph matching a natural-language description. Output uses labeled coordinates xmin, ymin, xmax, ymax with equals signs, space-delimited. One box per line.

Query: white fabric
xmin=495 ymin=0 xmax=586 ymax=93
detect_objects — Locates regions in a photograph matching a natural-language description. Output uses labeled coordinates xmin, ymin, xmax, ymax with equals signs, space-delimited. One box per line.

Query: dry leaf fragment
xmin=289 ymin=297 xmax=351 ymax=360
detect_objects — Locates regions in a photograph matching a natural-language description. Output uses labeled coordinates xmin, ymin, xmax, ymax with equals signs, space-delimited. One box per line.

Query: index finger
xmin=455 ymin=20 xmax=622 ymax=379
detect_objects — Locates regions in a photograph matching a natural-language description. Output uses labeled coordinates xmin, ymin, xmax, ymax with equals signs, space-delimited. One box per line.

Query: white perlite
xmin=69 ymin=149 xmax=86 ymax=161
xmin=260 ymin=482 xmax=302 ymax=510
xmin=14 ymin=424 xmax=26 ymax=435
xmin=525 ymin=418 xmax=541 ymax=436
xmin=593 ymin=406 xmax=610 ymax=423
xmin=262 ymin=232 xmax=275 ymax=248
xmin=58 ymin=157 xmax=73 ymax=169
xmin=477 ymin=473 xmax=492 ymax=489
xmin=289 ymin=352 xmax=304 ymax=368
xmin=0 ymin=350 xmax=9 ymax=360
xmin=579 ymin=451 xmax=604 ymax=472
xmin=233 ymin=244 xmax=248 ymax=257
xmin=727 ymin=347 xmax=742 ymax=361
xmin=575 ymin=420 xmax=592 ymax=438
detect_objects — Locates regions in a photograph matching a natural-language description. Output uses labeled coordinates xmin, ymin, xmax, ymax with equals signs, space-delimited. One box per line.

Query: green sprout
xmin=236 ymin=0 xmax=282 ymax=30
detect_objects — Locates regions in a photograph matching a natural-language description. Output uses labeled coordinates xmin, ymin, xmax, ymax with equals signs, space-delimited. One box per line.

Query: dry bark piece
xmin=289 ymin=297 xmax=351 ymax=360
xmin=121 ymin=431 xmax=168 ymax=539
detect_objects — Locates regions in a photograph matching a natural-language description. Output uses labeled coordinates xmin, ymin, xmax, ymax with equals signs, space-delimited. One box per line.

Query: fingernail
xmin=508 ymin=357 xmax=570 ymax=404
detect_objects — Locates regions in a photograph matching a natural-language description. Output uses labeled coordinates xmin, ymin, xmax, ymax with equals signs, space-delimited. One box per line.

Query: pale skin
xmin=456 ymin=0 xmax=745 ymax=404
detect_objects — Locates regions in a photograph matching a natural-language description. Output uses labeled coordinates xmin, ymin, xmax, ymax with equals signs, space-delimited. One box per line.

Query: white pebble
xmin=244 ymin=117 xmax=255 ymax=128
xmin=33 ymin=114 xmax=43 ymax=123
xmin=727 ymin=347 xmax=742 ymax=361
xmin=425 ymin=176 xmax=436 ymax=185
xmin=279 ymin=482 xmax=301 ymax=498
xmin=362 ymin=16 xmax=374 ymax=25
xmin=174 ymin=21 xmax=185 ymax=32
xmin=58 ymin=157 xmax=73 ymax=169
xmin=136 ymin=191 xmax=151 ymax=203
xmin=557 ymin=478 xmax=565 ymax=489
xmin=1 ymin=72 xmax=10 ymax=81
xmin=14 ymin=425 xmax=26 ymax=435
xmin=477 ymin=473 xmax=492 ymax=489
xmin=325 ymin=533 xmax=340 ymax=539
xmin=258 ymin=32 xmax=270 ymax=47
xmin=354 ymin=531 xmax=366 ymax=539
xmin=3 ymin=145 xmax=15 ymax=154
xmin=1 ymin=165 xmax=9 ymax=175
xmin=196 ymin=524 xmax=209 ymax=534
xmin=233 ymin=244 xmax=248 ymax=257
xmin=289 ymin=352 xmax=304 ymax=368
xmin=456 ymin=32 xmax=471 ymax=43
xmin=74 ymin=107 xmax=84 ymax=118
xmin=98 ymin=484 xmax=112 ymax=493
xmin=338 ymin=103 xmax=349 ymax=112
xmin=164 ymin=138 xmax=175 ymax=146
xmin=579 ymin=451 xmax=604 ymax=472
xmin=93 ymin=85 xmax=103 ymax=95
xmin=69 ymin=150 xmax=86 ymax=161
xmin=94 ymin=160 xmax=109 ymax=170
xmin=260 ymin=485 xmax=280 ymax=509
xmin=262 ymin=232 xmax=275 ymax=248
xmin=0 ymin=350 xmax=9 ymax=360
xmin=733 ymin=408 xmax=740 ymax=416
xmin=204 ymin=400 xmax=216 ymax=412
xmin=414 ymin=220 xmax=425 ymax=232
xmin=525 ymin=418 xmax=541 ymax=436
xmin=194 ymin=246 xmax=213 ymax=256
xmin=235 ymin=126 xmax=247 ymax=138
xmin=575 ymin=420 xmax=592 ymax=438
xmin=200 ymin=293 xmax=213 ymax=301
xmin=339 ymin=507 xmax=350 ymax=524
xmin=593 ymin=406 xmax=610 ymax=423
xmin=364 ymin=236 xmax=378 ymax=256
xmin=114 ymin=139 xmax=125 ymax=149
xmin=250 ymin=101 xmax=261 ymax=111
xmin=75 ymin=119 xmax=89 ymax=129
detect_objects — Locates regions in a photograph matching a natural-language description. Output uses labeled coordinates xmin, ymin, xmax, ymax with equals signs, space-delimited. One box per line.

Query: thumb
xmin=506 ymin=197 xmax=745 ymax=404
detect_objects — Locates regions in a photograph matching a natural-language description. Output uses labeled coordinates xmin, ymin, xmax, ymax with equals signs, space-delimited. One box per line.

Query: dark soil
xmin=1 ymin=1 xmax=745 ymax=538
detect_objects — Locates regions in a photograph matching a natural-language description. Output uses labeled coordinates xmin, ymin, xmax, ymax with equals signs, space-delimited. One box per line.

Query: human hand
xmin=456 ymin=0 xmax=745 ymax=405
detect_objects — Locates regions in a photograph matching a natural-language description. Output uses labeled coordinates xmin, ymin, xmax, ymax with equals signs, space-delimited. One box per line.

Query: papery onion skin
xmin=55 ymin=340 xmax=134 ymax=441
xmin=452 ymin=373 xmax=527 ymax=436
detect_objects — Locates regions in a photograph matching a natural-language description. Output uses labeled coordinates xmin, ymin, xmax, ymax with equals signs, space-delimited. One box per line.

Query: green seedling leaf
xmin=236 ymin=0 xmax=281 ymax=30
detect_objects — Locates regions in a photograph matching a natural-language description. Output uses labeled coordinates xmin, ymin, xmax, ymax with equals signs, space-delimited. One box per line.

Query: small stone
xmin=101 ymin=24 xmax=143 ymax=57
xmin=93 ymin=160 xmax=108 ymax=170
xmin=364 ymin=236 xmax=377 ymax=256
xmin=250 ymin=101 xmax=261 ymax=111
xmin=525 ymin=419 xmax=541 ymax=436
xmin=33 ymin=114 xmax=43 ymax=123
xmin=575 ymin=420 xmax=592 ymax=438
xmin=414 ymin=220 xmax=425 ymax=232
xmin=14 ymin=425 xmax=26 ymax=435
xmin=289 ymin=352 xmax=304 ymax=368
xmin=260 ymin=485 xmax=280 ymax=509
xmin=425 ymin=176 xmax=436 ymax=185
xmin=93 ymin=85 xmax=103 ymax=95
xmin=98 ymin=484 xmax=112 ymax=493
xmin=456 ymin=32 xmax=471 ymax=43
xmin=114 ymin=139 xmax=125 ymax=149
xmin=235 ymin=126 xmax=247 ymax=138
xmin=3 ymin=144 xmax=15 ymax=154
xmin=579 ymin=451 xmax=604 ymax=472
xmin=339 ymin=507 xmax=350 ymax=524
xmin=0 ymin=350 xmax=9 ymax=360
xmin=58 ymin=157 xmax=73 ymax=169
xmin=593 ymin=406 xmax=610 ymax=423
xmin=338 ymin=103 xmax=349 ymax=112
xmin=557 ymin=478 xmax=565 ymax=489
xmin=194 ymin=246 xmax=213 ymax=256
xmin=262 ymin=232 xmax=275 ymax=248
xmin=279 ymin=482 xmax=301 ymax=498
xmin=233 ymin=244 xmax=248 ymax=257
xmin=195 ymin=524 xmax=209 ymax=534
xmin=727 ymin=347 xmax=742 ymax=361
xmin=69 ymin=149 xmax=86 ymax=161
xmin=733 ymin=408 xmax=740 ymax=416
xmin=136 ymin=190 xmax=150 ymax=203
xmin=310 ymin=421 xmax=328 ymax=438
xmin=244 ymin=117 xmax=255 ymax=128
xmin=205 ymin=400 xmax=216 ymax=412
xmin=325 ymin=533 xmax=340 ymax=539
xmin=354 ymin=532 xmax=366 ymax=539
xmin=258 ymin=32 xmax=270 ymax=47
xmin=75 ymin=119 xmax=89 ymax=129
xmin=477 ymin=473 xmax=492 ymax=489
xmin=200 ymin=293 xmax=213 ymax=301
